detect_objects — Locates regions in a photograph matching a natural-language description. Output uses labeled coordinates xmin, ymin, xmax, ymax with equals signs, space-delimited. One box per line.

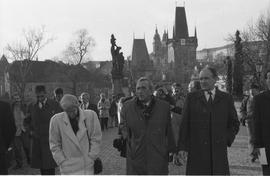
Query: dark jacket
xmin=253 ymin=90 xmax=270 ymax=160
xmin=178 ymin=89 xmax=239 ymax=175
xmin=0 ymin=101 xmax=16 ymax=155
xmin=26 ymin=98 xmax=62 ymax=169
xmin=119 ymin=97 xmax=175 ymax=175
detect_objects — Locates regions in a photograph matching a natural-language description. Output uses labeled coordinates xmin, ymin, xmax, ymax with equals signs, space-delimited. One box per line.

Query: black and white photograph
xmin=1 ymin=0 xmax=270 ymax=175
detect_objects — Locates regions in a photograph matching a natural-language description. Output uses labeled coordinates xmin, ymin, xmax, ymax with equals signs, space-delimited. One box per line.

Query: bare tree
xmin=6 ymin=26 xmax=53 ymax=101
xmin=63 ymin=29 xmax=95 ymax=65
xmin=62 ymin=29 xmax=95 ymax=94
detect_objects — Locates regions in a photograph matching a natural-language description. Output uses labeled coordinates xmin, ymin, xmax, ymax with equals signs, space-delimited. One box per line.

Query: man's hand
xmin=240 ymin=117 xmax=246 ymax=126
xmin=251 ymin=148 xmax=260 ymax=162
xmin=178 ymin=151 xmax=188 ymax=161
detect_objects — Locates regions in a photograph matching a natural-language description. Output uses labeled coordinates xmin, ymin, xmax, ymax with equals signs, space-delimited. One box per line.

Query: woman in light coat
xmin=49 ymin=94 xmax=102 ymax=175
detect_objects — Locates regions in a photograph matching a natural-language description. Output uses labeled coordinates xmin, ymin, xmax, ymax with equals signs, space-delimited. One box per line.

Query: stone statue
xmin=110 ymin=34 xmax=124 ymax=79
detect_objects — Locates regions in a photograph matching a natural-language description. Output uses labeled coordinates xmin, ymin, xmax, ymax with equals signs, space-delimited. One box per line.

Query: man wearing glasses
xmin=25 ymin=85 xmax=62 ymax=175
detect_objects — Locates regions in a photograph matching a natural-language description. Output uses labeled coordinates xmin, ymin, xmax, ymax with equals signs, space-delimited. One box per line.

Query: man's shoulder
xmin=155 ymin=98 xmax=170 ymax=108
xmin=0 ymin=100 xmax=10 ymax=107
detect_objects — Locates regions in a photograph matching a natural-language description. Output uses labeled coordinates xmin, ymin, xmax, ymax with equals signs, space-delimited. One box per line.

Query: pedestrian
xmin=0 ymin=100 xmax=16 ymax=174
xmin=79 ymin=92 xmax=99 ymax=117
xmin=253 ymin=70 xmax=270 ymax=175
xmin=119 ymin=77 xmax=175 ymax=175
xmin=26 ymin=85 xmax=62 ymax=175
xmin=178 ymin=66 xmax=240 ymax=175
xmin=97 ymin=93 xmax=110 ymax=131
xmin=53 ymin=87 xmax=64 ymax=103
xmin=109 ymin=95 xmax=118 ymax=127
xmin=239 ymin=83 xmax=260 ymax=162
xmin=188 ymin=80 xmax=201 ymax=92
xmin=11 ymin=94 xmax=31 ymax=169
xmin=49 ymin=94 xmax=102 ymax=175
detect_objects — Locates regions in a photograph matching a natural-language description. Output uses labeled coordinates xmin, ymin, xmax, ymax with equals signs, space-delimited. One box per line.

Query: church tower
xmin=168 ymin=6 xmax=198 ymax=83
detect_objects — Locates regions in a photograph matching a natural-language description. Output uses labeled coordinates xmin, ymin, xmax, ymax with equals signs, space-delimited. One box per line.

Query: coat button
xmin=204 ymin=141 xmax=208 ymax=145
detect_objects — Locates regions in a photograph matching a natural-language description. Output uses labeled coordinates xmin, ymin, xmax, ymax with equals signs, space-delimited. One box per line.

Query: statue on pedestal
xmin=110 ymin=34 xmax=124 ymax=96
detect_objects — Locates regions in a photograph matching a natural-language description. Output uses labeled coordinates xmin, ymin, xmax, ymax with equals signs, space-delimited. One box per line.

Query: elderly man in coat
xmin=49 ymin=94 xmax=102 ymax=175
xmin=178 ymin=67 xmax=240 ymax=175
xmin=26 ymin=85 xmax=62 ymax=175
xmin=253 ymin=70 xmax=270 ymax=175
xmin=119 ymin=77 xmax=175 ymax=175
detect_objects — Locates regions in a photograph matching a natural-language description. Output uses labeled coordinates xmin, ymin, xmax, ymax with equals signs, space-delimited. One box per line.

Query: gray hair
xmin=60 ymin=94 xmax=80 ymax=110
xmin=136 ymin=77 xmax=154 ymax=91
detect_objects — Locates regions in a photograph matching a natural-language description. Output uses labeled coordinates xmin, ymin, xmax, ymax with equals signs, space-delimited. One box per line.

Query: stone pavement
xmin=9 ymin=102 xmax=263 ymax=175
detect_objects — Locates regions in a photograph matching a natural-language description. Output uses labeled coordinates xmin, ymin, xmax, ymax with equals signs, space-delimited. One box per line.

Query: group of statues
xmin=110 ymin=34 xmax=124 ymax=79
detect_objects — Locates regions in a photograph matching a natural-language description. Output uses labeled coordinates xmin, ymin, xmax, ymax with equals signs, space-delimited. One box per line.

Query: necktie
xmin=207 ymin=91 xmax=213 ymax=105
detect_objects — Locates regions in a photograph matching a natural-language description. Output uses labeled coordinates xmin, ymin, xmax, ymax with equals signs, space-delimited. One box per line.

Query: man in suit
xmin=119 ymin=77 xmax=175 ymax=175
xmin=0 ymin=100 xmax=16 ymax=174
xmin=178 ymin=66 xmax=240 ymax=175
xmin=26 ymin=85 xmax=62 ymax=175
xmin=253 ymin=70 xmax=270 ymax=175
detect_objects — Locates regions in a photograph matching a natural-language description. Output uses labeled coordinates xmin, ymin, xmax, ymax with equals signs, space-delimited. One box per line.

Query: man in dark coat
xmin=119 ymin=77 xmax=175 ymax=175
xmin=178 ymin=67 xmax=240 ymax=175
xmin=0 ymin=100 xmax=16 ymax=174
xmin=253 ymin=70 xmax=270 ymax=175
xmin=26 ymin=85 xmax=62 ymax=175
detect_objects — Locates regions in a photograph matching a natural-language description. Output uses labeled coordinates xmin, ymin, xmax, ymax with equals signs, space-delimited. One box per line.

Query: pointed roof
xmin=194 ymin=27 xmax=197 ymax=38
xmin=162 ymin=30 xmax=168 ymax=41
xmin=0 ymin=55 xmax=9 ymax=74
xmin=154 ymin=26 xmax=161 ymax=41
xmin=173 ymin=6 xmax=189 ymax=39
xmin=131 ymin=39 xmax=151 ymax=66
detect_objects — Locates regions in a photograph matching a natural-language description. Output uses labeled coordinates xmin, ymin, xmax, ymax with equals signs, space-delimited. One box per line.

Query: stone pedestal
xmin=112 ymin=78 xmax=123 ymax=96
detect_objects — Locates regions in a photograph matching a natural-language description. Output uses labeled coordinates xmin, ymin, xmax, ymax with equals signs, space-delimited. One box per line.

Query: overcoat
xmin=120 ymin=97 xmax=175 ymax=175
xmin=253 ymin=90 xmax=270 ymax=162
xmin=49 ymin=109 xmax=102 ymax=175
xmin=178 ymin=89 xmax=239 ymax=175
xmin=27 ymin=99 xmax=62 ymax=169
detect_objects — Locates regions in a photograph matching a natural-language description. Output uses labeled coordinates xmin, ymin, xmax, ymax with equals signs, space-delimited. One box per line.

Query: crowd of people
xmin=0 ymin=66 xmax=270 ymax=175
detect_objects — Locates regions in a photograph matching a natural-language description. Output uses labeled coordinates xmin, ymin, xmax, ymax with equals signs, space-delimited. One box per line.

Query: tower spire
xmin=195 ymin=27 xmax=197 ymax=38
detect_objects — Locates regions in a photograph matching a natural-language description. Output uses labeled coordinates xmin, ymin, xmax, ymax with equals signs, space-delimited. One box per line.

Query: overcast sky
xmin=0 ymin=0 xmax=269 ymax=61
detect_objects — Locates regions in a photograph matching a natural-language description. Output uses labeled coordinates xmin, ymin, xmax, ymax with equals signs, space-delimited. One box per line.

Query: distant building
xmin=130 ymin=38 xmax=155 ymax=80
xmin=0 ymin=55 xmax=10 ymax=97
xmin=151 ymin=6 xmax=198 ymax=83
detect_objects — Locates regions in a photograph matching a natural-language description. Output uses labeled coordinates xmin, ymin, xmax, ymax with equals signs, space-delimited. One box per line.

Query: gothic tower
xmin=168 ymin=6 xmax=198 ymax=83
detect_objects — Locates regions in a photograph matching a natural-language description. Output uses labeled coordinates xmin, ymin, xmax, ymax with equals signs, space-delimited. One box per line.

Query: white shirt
xmin=204 ymin=88 xmax=216 ymax=101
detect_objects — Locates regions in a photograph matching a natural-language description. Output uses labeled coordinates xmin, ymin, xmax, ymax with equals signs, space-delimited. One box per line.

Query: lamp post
xmin=255 ymin=59 xmax=263 ymax=89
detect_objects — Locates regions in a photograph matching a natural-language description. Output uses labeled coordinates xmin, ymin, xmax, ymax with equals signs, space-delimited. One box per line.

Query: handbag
xmin=84 ymin=119 xmax=103 ymax=174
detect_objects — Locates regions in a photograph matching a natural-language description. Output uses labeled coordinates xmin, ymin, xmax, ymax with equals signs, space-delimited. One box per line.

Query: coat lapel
xmin=196 ymin=90 xmax=208 ymax=106
xmin=62 ymin=114 xmax=82 ymax=150
xmin=77 ymin=108 xmax=87 ymax=142
xmin=213 ymin=89 xmax=224 ymax=105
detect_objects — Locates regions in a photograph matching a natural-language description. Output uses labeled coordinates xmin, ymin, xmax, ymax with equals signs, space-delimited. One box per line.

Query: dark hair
xmin=35 ymin=85 xmax=46 ymax=93
xmin=205 ymin=66 xmax=218 ymax=79
xmin=264 ymin=70 xmax=270 ymax=79
xmin=250 ymin=83 xmax=259 ymax=89
xmin=193 ymin=80 xmax=201 ymax=90
xmin=172 ymin=82 xmax=181 ymax=88
xmin=54 ymin=87 xmax=63 ymax=95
